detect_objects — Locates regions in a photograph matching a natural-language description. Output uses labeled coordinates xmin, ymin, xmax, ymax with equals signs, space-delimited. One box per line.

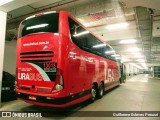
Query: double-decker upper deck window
xmin=19 ymin=13 xmax=59 ymax=38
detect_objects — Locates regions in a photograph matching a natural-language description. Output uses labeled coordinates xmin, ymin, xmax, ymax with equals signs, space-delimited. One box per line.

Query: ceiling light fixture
xmin=131 ymin=52 xmax=141 ymax=55
xmin=106 ymin=22 xmax=129 ymax=30
xmin=121 ymin=57 xmax=129 ymax=63
xmin=137 ymin=59 xmax=145 ymax=62
xmin=134 ymin=54 xmax=144 ymax=58
xmin=127 ymin=48 xmax=140 ymax=52
xmin=0 ymin=0 xmax=13 ymax=6
xmin=120 ymin=39 xmax=137 ymax=44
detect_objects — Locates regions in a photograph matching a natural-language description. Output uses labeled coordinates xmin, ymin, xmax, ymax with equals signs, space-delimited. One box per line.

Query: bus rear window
xmin=19 ymin=13 xmax=59 ymax=38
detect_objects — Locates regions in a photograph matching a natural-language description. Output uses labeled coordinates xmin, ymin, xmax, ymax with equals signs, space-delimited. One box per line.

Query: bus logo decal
xmin=27 ymin=62 xmax=51 ymax=81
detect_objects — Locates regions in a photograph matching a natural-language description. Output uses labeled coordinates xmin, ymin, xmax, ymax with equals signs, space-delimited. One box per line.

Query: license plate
xmin=29 ymin=96 xmax=36 ymax=100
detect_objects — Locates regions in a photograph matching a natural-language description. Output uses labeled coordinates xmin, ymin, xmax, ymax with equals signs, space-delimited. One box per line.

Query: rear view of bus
xmin=16 ymin=11 xmax=121 ymax=108
xmin=15 ymin=11 xmax=66 ymax=107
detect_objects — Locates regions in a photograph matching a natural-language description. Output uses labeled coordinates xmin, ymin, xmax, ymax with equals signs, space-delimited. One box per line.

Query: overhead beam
xmin=0 ymin=0 xmax=41 ymax=12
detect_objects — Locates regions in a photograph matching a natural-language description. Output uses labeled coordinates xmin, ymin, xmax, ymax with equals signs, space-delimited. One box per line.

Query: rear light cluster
xmin=51 ymin=69 xmax=64 ymax=93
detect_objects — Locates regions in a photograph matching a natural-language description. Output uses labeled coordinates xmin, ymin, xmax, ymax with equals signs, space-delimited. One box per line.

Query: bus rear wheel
xmin=90 ymin=85 xmax=97 ymax=102
xmin=98 ymin=83 xmax=104 ymax=99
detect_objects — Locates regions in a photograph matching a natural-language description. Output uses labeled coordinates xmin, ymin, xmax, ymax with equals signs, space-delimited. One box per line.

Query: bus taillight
xmin=51 ymin=69 xmax=64 ymax=93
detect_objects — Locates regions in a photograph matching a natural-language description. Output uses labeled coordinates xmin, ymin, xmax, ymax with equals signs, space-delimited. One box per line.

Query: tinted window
xmin=19 ymin=13 xmax=59 ymax=38
xmin=68 ymin=17 xmax=116 ymax=61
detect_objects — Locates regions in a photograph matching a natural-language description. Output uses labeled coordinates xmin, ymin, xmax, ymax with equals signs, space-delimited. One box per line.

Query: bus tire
xmin=90 ymin=85 xmax=97 ymax=102
xmin=97 ymin=82 xmax=104 ymax=99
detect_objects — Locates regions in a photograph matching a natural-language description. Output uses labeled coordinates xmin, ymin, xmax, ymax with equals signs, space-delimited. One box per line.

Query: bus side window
xmin=68 ymin=18 xmax=86 ymax=49
xmin=68 ymin=17 xmax=114 ymax=59
xmin=102 ymin=45 xmax=116 ymax=61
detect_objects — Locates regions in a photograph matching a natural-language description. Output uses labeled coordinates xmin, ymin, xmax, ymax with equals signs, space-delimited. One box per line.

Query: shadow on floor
xmin=1 ymin=94 xmax=17 ymax=102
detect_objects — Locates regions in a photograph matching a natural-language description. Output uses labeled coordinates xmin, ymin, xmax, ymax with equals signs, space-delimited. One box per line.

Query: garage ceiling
xmin=1 ymin=0 xmax=160 ymax=68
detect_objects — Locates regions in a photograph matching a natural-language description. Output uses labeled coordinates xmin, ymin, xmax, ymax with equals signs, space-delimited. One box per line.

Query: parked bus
xmin=16 ymin=11 xmax=121 ymax=107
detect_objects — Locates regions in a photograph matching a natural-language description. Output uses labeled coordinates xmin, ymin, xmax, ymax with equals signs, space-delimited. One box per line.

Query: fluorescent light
xmin=0 ymin=0 xmax=13 ymax=6
xmin=137 ymin=59 xmax=145 ymax=62
xmin=131 ymin=52 xmax=141 ymax=55
xmin=134 ymin=54 xmax=144 ymax=58
xmin=111 ymin=54 xmax=120 ymax=57
xmin=26 ymin=24 xmax=49 ymax=30
xmin=127 ymin=48 xmax=140 ymax=52
xmin=93 ymin=44 xmax=106 ymax=48
xmin=105 ymin=50 xmax=115 ymax=54
xmin=73 ymin=31 xmax=89 ymax=37
xmin=120 ymin=39 xmax=136 ymax=44
xmin=106 ymin=22 xmax=129 ymax=30
xmin=121 ymin=57 xmax=129 ymax=63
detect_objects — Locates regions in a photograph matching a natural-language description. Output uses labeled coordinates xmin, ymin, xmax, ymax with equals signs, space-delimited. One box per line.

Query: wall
xmin=3 ymin=40 xmax=17 ymax=75
xmin=0 ymin=10 xmax=7 ymax=106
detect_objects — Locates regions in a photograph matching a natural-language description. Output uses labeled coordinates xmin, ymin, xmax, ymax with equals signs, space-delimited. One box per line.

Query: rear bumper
xmin=16 ymin=92 xmax=67 ymax=105
xmin=16 ymin=88 xmax=69 ymax=107
xmin=16 ymin=88 xmax=91 ymax=108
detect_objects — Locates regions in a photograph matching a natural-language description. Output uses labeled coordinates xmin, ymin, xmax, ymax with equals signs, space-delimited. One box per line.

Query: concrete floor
xmin=1 ymin=74 xmax=160 ymax=120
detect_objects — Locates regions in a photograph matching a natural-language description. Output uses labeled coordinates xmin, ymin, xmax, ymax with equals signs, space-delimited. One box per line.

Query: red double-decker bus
xmin=16 ymin=11 xmax=121 ymax=107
